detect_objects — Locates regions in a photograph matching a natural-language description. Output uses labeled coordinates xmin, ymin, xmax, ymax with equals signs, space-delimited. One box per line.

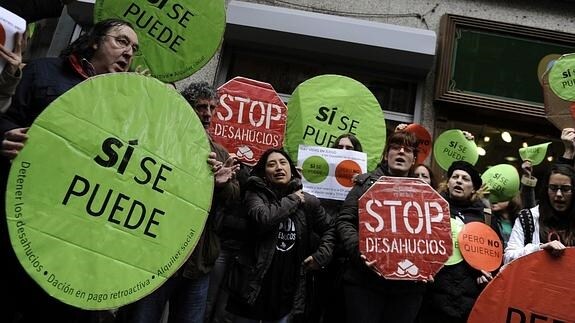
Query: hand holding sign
xmin=0 ymin=32 xmax=23 ymax=75
xmin=518 ymin=142 xmax=550 ymax=165
xmin=481 ymin=164 xmax=520 ymax=203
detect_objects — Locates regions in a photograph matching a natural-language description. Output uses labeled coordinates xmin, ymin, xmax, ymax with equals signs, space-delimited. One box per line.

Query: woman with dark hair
xmin=413 ymin=163 xmax=437 ymax=189
xmin=337 ymin=130 xmax=425 ymax=323
xmin=491 ymin=194 xmax=523 ymax=248
xmin=331 ymin=133 xmax=363 ymax=152
xmin=226 ymin=148 xmax=335 ymax=323
xmin=504 ymin=163 xmax=574 ymax=263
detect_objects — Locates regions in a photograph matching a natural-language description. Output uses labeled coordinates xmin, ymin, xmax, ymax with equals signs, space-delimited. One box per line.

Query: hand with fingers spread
xmin=0 ymin=32 xmax=24 ymax=76
xmin=1 ymin=127 xmax=29 ymax=159
xmin=207 ymin=152 xmax=239 ymax=187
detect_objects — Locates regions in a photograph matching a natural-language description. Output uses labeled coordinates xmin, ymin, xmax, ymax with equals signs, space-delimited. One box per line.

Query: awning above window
xmin=226 ymin=1 xmax=437 ymax=77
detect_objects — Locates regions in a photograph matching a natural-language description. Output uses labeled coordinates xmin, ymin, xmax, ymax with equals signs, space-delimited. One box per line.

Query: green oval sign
xmin=302 ymin=155 xmax=329 ymax=183
xmin=94 ymin=0 xmax=225 ymax=82
xmin=548 ymin=53 xmax=575 ymax=102
xmin=433 ymin=129 xmax=479 ymax=171
xmin=519 ymin=142 xmax=551 ymax=166
xmin=5 ymin=73 xmax=213 ymax=309
xmin=285 ymin=75 xmax=386 ymax=171
xmin=445 ymin=217 xmax=464 ymax=266
xmin=481 ymin=164 xmax=520 ymax=203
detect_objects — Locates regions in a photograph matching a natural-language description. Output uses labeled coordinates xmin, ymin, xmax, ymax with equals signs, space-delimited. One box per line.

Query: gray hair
xmin=180 ymin=82 xmax=217 ymax=108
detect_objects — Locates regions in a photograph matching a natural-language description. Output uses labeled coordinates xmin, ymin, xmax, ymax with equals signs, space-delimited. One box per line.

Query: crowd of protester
xmin=1 ymin=6 xmax=573 ymax=323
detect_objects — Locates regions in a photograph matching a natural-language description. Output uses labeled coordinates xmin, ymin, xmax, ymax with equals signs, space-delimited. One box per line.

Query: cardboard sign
xmin=542 ymin=53 xmax=575 ymax=130
xmin=5 ymin=73 xmax=213 ymax=309
xmin=404 ymin=123 xmax=432 ymax=164
xmin=519 ymin=142 xmax=551 ymax=166
xmin=359 ymin=177 xmax=452 ymax=280
xmin=433 ymin=129 xmax=479 ymax=171
xmin=208 ymin=77 xmax=287 ymax=166
xmin=481 ymin=164 xmax=520 ymax=203
xmin=468 ymin=249 xmax=575 ymax=323
xmin=297 ymin=145 xmax=367 ymax=201
xmin=458 ymin=222 xmax=503 ymax=272
xmin=94 ymin=0 xmax=225 ymax=82
xmin=285 ymin=75 xmax=386 ymax=171
xmin=0 ymin=6 xmax=26 ymax=73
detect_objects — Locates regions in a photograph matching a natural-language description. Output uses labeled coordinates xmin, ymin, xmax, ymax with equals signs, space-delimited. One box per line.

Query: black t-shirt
xmin=233 ymin=217 xmax=298 ymax=320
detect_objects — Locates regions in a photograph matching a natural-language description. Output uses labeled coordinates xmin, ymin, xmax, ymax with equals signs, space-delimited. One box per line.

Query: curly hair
xmin=60 ymin=19 xmax=134 ymax=60
xmin=180 ymin=82 xmax=217 ymax=108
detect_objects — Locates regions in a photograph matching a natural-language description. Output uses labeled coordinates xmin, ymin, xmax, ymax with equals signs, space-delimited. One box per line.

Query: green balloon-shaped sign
xmin=285 ymin=75 xmax=386 ymax=171
xmin=94 ymin=0 xmax=225 ymax=82
xmin=433 ymin=129 xmax=479 ymax=171
xmin=5 ymin=73 xmax=213 ymax=309
xmin=481 ymin=164 xmax=520 ymax=203
xmin=548 ymin=53 xmax=575 ymax=101
xmin=519 ymin=142 xmax=551 ymax=166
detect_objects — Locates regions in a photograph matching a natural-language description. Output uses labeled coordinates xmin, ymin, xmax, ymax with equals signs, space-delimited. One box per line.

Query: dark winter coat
xmin=227 ymin=176 xmax=335 ymax=314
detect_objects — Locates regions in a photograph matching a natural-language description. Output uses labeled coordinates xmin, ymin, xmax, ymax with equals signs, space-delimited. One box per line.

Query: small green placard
xmin=6 ymin=73 xmax=213 ymax=309
xmin=302 ymin=155 xmax=329 ymax=183
xmin=481 ymin=164 xmax=520 ymax=203
xmin=433 ymin=129 xmax=479 ymax=171
xmin=94 ymin=0 xmax=225 ymax=82
xmin=519 ymin=142 xmax=551 ymax=166
xmin=285 ymin=75 xmax=386 ymax=171
xmin=445 ymin=217 xmax=464 ymax=266
xmin=548 ymin=53 xmax=575 ymax=102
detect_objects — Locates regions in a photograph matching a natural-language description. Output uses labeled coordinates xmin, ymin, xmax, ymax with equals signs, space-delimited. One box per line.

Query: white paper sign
xmin=0 ymin=7 xmax=26 ymax=74
xmin=298 ymin=144 xmax=367 ymax=201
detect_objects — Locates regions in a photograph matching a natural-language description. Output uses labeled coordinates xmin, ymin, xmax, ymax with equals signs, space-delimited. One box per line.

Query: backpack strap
xmin=517 ymin=208 xmax=535 ymax=245
xmin=483 ymin=207 xmax=492 ymax=226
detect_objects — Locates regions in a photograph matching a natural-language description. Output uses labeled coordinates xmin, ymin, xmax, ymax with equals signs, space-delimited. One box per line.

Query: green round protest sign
xmin=548 ymin=54 xmax=575 ymax=101
xmin=94 ymin=0 xmax=225 ymax=82
xmin=5 ymin=73 xmax=213 ymax=309
xmin=285 ymin=75 xmax=386 ymax=171
xmin=481 ymin=164 xmax=520 ymax=203
xmin=519 ymin=142 xmax=551 ymax=166
xmin=433 ymin=129 xmax=479 ymax=171
xmin=302 ymin=155 xmax=329 ymax=183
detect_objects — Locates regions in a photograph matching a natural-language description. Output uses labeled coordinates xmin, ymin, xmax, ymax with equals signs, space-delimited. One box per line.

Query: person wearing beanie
xmin=419 ymin=160 xmax=502 ymax=323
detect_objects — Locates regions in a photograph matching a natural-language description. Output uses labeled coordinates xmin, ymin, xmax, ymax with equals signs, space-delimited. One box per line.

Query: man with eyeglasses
xmin=336 ymin=130 xmax=426 ymax=323
xmin=0 ymin=18 xmax=139 ymax=323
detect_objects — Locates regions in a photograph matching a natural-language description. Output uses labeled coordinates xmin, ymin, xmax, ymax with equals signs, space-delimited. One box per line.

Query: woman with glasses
xmin=504 ymin=163 xmax=574 ymax=263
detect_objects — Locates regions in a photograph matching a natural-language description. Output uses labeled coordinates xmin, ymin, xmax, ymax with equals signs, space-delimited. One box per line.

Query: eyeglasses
xmin=105 ymin=35 xmax=140 ymax=55
xmin=388 ymin=143 xmax=415 ymax=154
xmin=548 ymin=184 xmax=572 ymax=193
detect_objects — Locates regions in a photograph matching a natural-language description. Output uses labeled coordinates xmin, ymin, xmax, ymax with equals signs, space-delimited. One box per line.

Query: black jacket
xmin=228 ymin=176 xmax=335 ymax=314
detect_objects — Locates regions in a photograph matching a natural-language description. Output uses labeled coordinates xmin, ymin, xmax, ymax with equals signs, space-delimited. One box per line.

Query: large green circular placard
xmin=548 ymin=53 xmax=575 ymax=101
xmin=94 ymin=0 xmax=225 ymax=82
xmin=5 ymin=73 xmax=213 ymax=309
xmin=285 ymin=75 xmax=386 ymax=171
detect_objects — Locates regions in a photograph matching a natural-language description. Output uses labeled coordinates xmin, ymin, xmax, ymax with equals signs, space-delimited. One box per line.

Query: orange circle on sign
xmin=468 ymin=249 xmax=575 ymax=322
xmin=457 ymin=222 xmax=502 ymax=271
xmin=405 ymin=123 xmax=431 ymax=164
xmin=335 ymin=160 xmax=361 ymax=187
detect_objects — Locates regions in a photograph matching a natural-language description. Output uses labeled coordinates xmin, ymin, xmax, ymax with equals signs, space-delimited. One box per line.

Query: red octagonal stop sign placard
xmin=208 ymin=77 xmax=287 ymax=166
xmin=359 ymin=176 xmax=452 ymax=281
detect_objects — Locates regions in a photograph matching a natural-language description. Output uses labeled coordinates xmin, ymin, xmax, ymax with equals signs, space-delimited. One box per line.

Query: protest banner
xmin=285 ymin=74 xmax=385 ymax=171
xmin=468 ymin=249 xmax=575 ymax=323
xmin=359 ymin=177 xmax=452 ymax=280
xmin=458 ymin=222 xmax=503 ymax=272
xmin=0 ymin=6 xmax=26 ymax=73
xmin=433 ymin=129 xmax=479 ymax=171
xmin=5 ymin=73 xmax=213 ymax=309
xmin=94 ymin=0 xmax=225 ymax=82
xmin=481 ymin=164 xmax=520 ymax=203
xmin=208 ymin=77 xmax=287 ymax=166
xmin=404 ymin=123 xmax=432 ymax=164
xmin=297 ymin=145 xmax=367 ymax=201
xmin=542 ymin=53 xmax=575 ymax=130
